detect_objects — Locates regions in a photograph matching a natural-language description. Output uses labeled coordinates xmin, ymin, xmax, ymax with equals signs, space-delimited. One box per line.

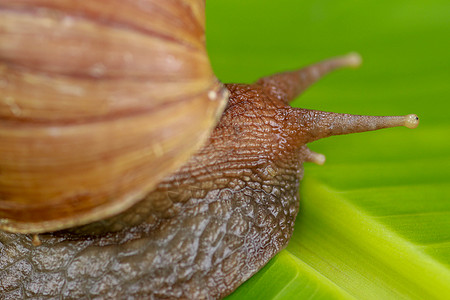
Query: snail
xmin=0 ymin=0 xmax=419 ymax=299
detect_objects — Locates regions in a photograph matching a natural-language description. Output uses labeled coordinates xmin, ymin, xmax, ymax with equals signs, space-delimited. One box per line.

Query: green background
xmin=206 ymin=0 xmax=450 ymax=299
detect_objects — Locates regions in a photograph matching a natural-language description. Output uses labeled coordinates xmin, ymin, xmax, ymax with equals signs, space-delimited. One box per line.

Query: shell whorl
xmin=0 ymin=0 xmax=227 ymax=233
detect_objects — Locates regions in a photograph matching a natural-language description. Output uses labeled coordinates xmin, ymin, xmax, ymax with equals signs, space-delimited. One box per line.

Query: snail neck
xmin=66 ymin=82 xmax=307 ymax=236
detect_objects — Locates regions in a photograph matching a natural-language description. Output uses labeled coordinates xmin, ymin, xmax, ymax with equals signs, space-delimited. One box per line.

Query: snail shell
xmin=0 ymin=0 xmax=227 ymax=233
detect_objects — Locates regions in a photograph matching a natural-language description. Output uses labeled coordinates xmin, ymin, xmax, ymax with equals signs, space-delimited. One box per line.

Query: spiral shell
xmin=0 ymin=0 xmax=227 ymax=233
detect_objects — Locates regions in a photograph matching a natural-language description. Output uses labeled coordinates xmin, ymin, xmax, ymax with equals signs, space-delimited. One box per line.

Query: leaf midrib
xmin=288 ymin=177 xmax=450 ymax=299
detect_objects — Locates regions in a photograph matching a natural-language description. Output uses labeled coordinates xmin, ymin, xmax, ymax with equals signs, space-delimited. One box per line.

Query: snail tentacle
xmin=257 ymin=52 xmax=362 ymax=103
xmin=300 ymin=146 xmax=326 ymax=165
xmin=292 ymin=109 xmax=419 ymax=143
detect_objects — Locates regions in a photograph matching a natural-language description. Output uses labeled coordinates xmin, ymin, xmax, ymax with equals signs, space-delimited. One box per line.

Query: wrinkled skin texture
xmin=0 ymin=83 xmax=306 ymax=299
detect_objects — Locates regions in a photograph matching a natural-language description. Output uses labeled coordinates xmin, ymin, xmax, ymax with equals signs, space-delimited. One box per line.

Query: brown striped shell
xmin=0 ymin=0 xmax=228 ymax=233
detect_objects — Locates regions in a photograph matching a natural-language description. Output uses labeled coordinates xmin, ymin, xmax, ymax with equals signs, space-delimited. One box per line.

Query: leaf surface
xmin=207 ymin=0 xmax=450 ymax=298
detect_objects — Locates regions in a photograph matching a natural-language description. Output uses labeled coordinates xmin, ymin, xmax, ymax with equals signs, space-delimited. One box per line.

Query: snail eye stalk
xmin=257 ymin=52 xmax=362 ymax=103
xmin=295 ymin=110 xmax=419 ymax=144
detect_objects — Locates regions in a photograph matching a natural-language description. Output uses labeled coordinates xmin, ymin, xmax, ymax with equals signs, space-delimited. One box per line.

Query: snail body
xmin=0 ymin=0 xmax=419 ymax=299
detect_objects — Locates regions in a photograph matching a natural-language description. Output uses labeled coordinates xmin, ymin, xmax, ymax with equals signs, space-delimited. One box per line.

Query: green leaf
xmin=207 ymin=0 xmax=450 ymax=299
